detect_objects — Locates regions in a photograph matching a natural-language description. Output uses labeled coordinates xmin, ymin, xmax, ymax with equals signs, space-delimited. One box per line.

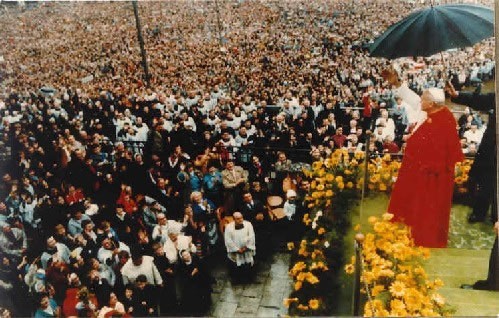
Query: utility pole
xmin=132 ymin=1 xmax=151 ymax=87
xmin=214 ymin=0 xmax=223 ymax=46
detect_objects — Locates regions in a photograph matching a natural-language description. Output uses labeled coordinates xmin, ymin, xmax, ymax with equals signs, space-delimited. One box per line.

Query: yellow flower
xmin=371 ymin=285 xmax=385 ymax=297
xmin=296 ymin=272 xmax=307 ymax=282
xmin=298 ymin=247 xmax=309 ymax=257
xmin=390 ymin=299 xmax=406 ymax=311
xmin=311 ymin=191 xmax=322 ymax=199
xmin=373 ymin=222 xmax=386 ymax=233
xmin=413 ymin=266 xmax=427 ymax=278
xmin=306 ymin=273 xmax=320 ymax=284
xmin=344 ymin=264 xmax=355 ymax=274
xmin=382 ymin=213 xmax=394 ymax=221
xmin=403 ymin=288 xmax=424 ymax=312
xmin=346 ymin=181 xmax=354 ymax=189
xmin=420 ymin=309 xmax=437 ymax=317
xmin=289 ymin=261 xmax=307 ymax=277
xmin=283 ymin=298 xmax=298 ymax=308
xmin=378 ymin=183 xmax=387 ymax=191
xmin=287 ymin=242 xmax=295 ymax=250
xmin=337 ymin=182 xmax=345 ymax=190
xmin=325 ymin=189 xmax=334 ymax=197
xmin=312 ymin=161 xmax=323 ymax=170
xmin=369 ymin=174 xmax=380 ymax=183
xmin=389 ymin=281 xmax=407 ymax=298
xmin=316 ymin=184 xmax=325 ymax=191
xmin=379 ymin=269 xmax=395 ymax=278
xmin=433 ymin=278 xmax=444 ymax=288
xmin=308 ymin=299 xmax=320 ymax=310
xmin=294 ymin=281 xmax=303 ymax=291
xmin=431 ymin=293 xmax=446 ymax=306
xmin=297 ymin=304 xmax=309 ymax=311
xmin=390 ymin=308 xmax=408 ymax=317
xmin=325 ymin=173 xmax=335 ymax=182
xmin=318 ymin=227 xmax=326 ymax=235
xmin=395 ymin=273 xmax=409 ymax=284
xmin=302 ymin=169 xmax=311 ymax=178
xmin=368 ymin=216 xmax=378 ymax=224
xmin=335 ymin=175 xmax=343 ymax=183
xmin=364 ymin=299 xmax=388 ymax=317
xmin=317 ymin=168 xmax=326 ymax=177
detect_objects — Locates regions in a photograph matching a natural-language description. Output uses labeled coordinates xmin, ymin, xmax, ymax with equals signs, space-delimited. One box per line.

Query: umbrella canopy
xmin=369 ymin=4 xmax=494 ymax=59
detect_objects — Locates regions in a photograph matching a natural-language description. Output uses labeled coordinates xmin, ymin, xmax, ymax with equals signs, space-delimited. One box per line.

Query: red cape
xmin=388 ymin=107 xmax=464 ymax=248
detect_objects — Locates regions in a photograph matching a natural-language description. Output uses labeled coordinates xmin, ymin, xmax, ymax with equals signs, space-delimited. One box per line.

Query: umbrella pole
xmin=494 ymin=0 xmax=499 ymax=290
xmin=440 ymin=52 xmax=448 ymax=82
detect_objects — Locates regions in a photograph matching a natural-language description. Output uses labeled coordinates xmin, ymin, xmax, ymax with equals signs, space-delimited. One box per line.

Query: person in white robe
xmin=224 ymin=212 xmax=256 ymax=269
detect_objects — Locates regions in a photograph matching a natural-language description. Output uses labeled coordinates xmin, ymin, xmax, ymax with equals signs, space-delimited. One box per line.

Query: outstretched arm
xmin=446 ymin=82 xmax=495 ymax=112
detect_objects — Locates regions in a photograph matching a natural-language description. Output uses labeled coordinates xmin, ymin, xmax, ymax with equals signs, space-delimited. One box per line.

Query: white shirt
xmin=163 ymin=235 xmax=196 ymax=264
xmin=121 ymin=255 xmax=163 ymax=285
xmin=151 ymin=220 xmax=181 ymax=244
xmin=283 ymin=201 xmax=297 ymax=220
xmin=463 ymin=129 xmax=484 ymax=145
xmin=135 ymin=124 xmax=150 ymax=142
xmin=97 ymin=242 xmax=130 ymax=266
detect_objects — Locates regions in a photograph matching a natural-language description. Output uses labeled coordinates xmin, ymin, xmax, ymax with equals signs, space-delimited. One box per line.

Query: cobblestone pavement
xmin=208 ymin=252 xmax=292 ymax=317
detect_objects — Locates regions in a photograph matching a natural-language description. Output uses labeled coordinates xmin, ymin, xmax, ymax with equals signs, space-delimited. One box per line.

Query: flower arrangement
xmin=286 ymin=150 xmax=462 ymax=316
xmin=365 ymin=154 xmax=401 ymax=192
xmin=285 ymin=149 xmax=363 ymax=315
xmin=344 ymin=213 xmax=454 ymax=317
xmin=454 ymin=159 xmax=473 ymax=196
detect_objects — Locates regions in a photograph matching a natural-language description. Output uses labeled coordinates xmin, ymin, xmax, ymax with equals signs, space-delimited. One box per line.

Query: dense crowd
xmin=0 ymin=0 xmax=494 ymax=316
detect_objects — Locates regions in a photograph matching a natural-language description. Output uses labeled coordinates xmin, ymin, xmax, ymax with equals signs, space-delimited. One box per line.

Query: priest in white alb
xmin=224 ymin=212 xmax=256 ymax=283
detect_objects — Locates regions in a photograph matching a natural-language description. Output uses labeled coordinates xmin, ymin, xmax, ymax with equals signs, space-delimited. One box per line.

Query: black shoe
xmin=473 ymin=280 xmax=491 ymax=290
xmin=460 ymin=280 xmax=491 ymax=290
xmin=468 ymin=214 xmax=485 ymax=223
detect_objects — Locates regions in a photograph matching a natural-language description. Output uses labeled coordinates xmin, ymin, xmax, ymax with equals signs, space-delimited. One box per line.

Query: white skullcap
xmin=287 ymin=189 xmax=297 ymax=198
xmin=427 ymin=88 xmax=445 ymax=103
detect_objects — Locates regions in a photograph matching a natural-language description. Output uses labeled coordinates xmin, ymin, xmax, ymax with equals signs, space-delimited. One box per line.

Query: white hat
xmin=427 ymin=88 xmax=445 ymax=103
xmin=286 ymin=189 xmax=297 ymax=198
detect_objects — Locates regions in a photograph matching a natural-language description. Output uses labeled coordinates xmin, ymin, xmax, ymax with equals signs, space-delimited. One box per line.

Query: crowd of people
xmin=0 ymin=0 xmax=495 ymax=316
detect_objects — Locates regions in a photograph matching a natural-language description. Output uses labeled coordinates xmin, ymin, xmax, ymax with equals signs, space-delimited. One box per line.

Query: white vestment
xmin=224 ymin=221 xmax=256 ymax=266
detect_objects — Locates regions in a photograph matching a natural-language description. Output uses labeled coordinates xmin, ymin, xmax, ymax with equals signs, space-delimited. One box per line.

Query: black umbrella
xmin=369 ymin=4 xmax=494 ymax=59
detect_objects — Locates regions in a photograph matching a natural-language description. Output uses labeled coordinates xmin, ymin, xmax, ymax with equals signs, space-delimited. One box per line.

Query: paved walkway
xmin=208 ymin=253 xmax=292 ymax=317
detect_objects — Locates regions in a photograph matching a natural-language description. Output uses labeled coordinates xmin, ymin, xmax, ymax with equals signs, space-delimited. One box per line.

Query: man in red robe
xmin=388 ymin=88 xmax=464 ymax=248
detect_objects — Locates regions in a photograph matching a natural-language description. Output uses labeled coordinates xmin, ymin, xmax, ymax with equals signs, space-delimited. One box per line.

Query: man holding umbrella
xmin=446 ymin=82 xmax=497 ymax=224
xmin=446 ymin=82 xmax=498 ymax=292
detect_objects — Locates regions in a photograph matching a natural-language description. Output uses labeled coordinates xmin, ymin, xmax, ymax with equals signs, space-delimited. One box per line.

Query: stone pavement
xmin=208 ymin=252 xmax=293 ymax=317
